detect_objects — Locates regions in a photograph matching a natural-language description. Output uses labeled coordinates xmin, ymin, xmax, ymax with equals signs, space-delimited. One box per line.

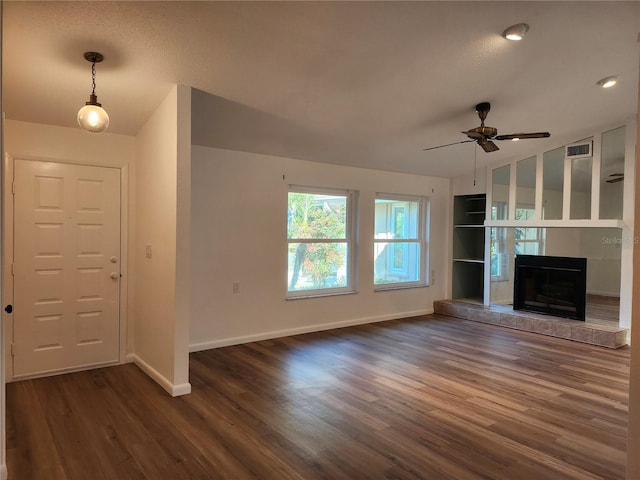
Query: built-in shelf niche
xmin=452 ymin=194 xmax=486 ymax=303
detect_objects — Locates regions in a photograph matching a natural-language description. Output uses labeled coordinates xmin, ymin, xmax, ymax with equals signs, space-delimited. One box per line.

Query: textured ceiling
xmin=4 ymin=1 xmax=639 ymax=178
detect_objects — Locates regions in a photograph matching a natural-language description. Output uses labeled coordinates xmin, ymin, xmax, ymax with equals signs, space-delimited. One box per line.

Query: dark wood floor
xmin=7 ymin=315 xmax=630 ymax=479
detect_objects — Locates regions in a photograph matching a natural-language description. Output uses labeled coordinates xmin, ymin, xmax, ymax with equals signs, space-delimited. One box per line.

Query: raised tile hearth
xmin=433 ymin=300 xmax=628 ymax=349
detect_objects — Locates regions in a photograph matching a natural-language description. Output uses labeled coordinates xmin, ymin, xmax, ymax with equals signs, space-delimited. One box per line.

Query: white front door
xmin=13 ymin=160 xmax=121 ymax=378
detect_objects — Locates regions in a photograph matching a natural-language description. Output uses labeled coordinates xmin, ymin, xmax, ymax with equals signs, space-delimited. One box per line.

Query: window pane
xmin=516 ymin=156 xmax=536 ymax=217
xmin=570 ymin=156 xmax=592 ymax=219
xmin=288 ymin=192 xmax=347 ymax=239
xmin=491 ymin=165 xmax=510 ymax=220
xmin=515 ymin=207 xmax=535 ymax=221
xmin=374 ymin=241 xmax=420 ymax=284
xmin=600 ymin=126 xmax=625 ymax=219
xmin=542 ymin=147 xmax=564 ymax=220
xmin=515 ymin=242 xmax=539 ymax=255
xmin=516 ymin=227 xmax=538 ymax=240
xmin=287 ymin=242 xmax=348 ymax=291
xmin=374 ymin=199 xmax=419 ymax=239
xmin=490 ymin=227 xmax=507 ymax=278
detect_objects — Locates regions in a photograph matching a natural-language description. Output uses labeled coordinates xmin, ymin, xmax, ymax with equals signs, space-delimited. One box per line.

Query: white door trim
xmin=3 ymin=155 xmax=128 ymax=381
xmin=2 ymin=154 xmax=14 ymax=383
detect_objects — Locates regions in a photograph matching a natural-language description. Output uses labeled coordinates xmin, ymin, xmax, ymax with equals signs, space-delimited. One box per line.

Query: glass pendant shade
xmin=77 ymin=102 xmax=109 ymax=133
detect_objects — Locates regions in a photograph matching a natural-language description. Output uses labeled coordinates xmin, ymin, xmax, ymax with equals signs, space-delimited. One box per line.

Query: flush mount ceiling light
xmin=77 ymin=51 xmax=109 ymax=133
xmin=502 ymin=23 xmax=529 ymax=41
xmin=597 ymin=75 xmax=618 ymax=88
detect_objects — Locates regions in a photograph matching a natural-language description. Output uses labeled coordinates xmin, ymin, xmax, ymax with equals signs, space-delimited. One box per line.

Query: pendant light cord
xmin=473 ymin=143 xmax=477 ymax=186
xmin=91 ymin=62 xmax=97 ymax=96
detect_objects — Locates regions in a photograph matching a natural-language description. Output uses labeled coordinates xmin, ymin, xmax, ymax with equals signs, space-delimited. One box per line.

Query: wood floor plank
xmin=6 ymin=314 xmax=630 ymax=479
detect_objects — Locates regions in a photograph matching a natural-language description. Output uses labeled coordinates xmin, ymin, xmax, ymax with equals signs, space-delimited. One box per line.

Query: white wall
xmin=133 ymin=85 xmax=191 ymax=396
xmin=5 ymin=120 xmax=134 ymax=168
xmin=452 ymin=167 xmax=486 ymax=196
xmin=190 ymin=145 xmax=450 ymax=349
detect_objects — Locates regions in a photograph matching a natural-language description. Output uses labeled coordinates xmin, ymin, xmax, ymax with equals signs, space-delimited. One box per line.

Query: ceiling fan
xmin=606 ymin=173 xmax=624 ymax=183
xmin=423 ymin=102 xmax=551 ymax=153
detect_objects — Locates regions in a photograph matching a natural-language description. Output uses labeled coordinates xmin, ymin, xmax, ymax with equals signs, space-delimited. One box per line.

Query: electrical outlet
xmin=232 ymin=282 xmax=240 ymax=294
xmin=431 ymin=269 xmax=435 ymax=285
xmin=145 ymin=244 xmax=152 ymax=259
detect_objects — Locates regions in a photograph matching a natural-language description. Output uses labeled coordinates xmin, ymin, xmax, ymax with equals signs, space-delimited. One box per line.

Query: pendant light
xmin=77 ymin=52 xmax=109 ymax=133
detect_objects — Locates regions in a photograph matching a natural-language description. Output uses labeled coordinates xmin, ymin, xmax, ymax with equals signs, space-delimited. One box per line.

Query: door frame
xmin=3 ymin=154 xmax=129 ymax=382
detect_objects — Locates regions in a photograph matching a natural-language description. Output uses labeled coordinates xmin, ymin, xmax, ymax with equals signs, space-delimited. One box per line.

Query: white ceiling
xmin=4 ymin=1 xmax=639 ymax=178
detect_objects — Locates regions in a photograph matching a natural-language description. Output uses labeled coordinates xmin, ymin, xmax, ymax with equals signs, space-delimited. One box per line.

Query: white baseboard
xmin=127 ymin=354 xmax=192 ymax=397
xmin=189 ymin=309 xmax=434 ymax=352
xmin=1 ymin=463 xmax=7 ymax=480
xmin=586 ymin=290 xmax=620 ymax=298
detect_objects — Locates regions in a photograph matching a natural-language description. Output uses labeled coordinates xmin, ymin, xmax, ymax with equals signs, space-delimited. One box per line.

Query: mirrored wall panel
xmin=489 ymin=227 xmax=622 ymax=310
xmin=542 ymin=147 xmax=564 ymax=220
xmin=516 ymin=156 xmax=536 ymax=220
xmin=490 ymin=227 xmax=513 ymax=304
xmin=570 ymin=155 xmax=592 ymax=219
xmin=491 ymin=164 xmax=510 ymax=220
xmin=600 ymin=126 xmax=625 ymax=219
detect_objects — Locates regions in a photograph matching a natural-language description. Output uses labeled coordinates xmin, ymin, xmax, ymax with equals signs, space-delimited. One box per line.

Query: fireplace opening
xmin=513 ymin=255 xmax=587 ymax=321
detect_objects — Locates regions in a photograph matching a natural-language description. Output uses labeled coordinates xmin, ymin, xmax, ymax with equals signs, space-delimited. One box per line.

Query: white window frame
xmin=514 ymin=227 xmax=546 ymax=256
xmin=286 ymin=185 xmax=358 ymax=299
xmin=374 ymin=193 xmax=429 ymax=291
xmin=490 ymin=227 xmax=509 ymax=282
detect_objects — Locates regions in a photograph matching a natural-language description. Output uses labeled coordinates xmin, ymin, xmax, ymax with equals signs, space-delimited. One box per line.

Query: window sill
xmin=491 ymin=277 xmax=510 ymax=283
xmin=374 ymin=283 xmax=428 ymax=292
xmin=286 ymin=290 xmax=358 ymax=301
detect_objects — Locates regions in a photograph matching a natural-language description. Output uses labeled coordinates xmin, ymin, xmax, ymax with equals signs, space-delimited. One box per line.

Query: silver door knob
xmin=110 ymin=272 xmax=119 ymax=279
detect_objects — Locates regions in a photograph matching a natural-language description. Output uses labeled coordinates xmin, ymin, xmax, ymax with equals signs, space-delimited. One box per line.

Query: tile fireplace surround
xmin=433 ymin=300 xmax=628 ymax=349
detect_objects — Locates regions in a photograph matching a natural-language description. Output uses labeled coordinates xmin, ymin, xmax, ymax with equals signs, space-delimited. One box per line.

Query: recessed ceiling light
xmin=597 ymin=75 xmax=618 ymax=88
xmin=502 ymin=23 xmax=529 ymax=41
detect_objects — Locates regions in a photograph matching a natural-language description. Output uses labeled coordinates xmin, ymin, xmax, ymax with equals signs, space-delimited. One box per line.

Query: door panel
xmin=13 ymin=160 xmax=120 ymax=378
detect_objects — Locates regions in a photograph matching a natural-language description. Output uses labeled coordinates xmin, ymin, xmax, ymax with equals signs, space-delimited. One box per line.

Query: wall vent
xmin=565 ymin=141 xmax=592 ymax=159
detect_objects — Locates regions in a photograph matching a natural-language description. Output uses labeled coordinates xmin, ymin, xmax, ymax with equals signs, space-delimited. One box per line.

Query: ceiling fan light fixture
xmin=77 ymin=51 xmax=109 ymax=133
xmin=597 ymin=75 xmax=618 ymax=88
xmin=502 ymin=23 xmax=529 ymax=41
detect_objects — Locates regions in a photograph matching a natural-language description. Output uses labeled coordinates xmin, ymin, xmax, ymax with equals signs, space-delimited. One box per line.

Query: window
xmin=515 ymin=227 xmax=545 ymax=255
xmin=491 ymin=225 xmax=545 ymax=283
xmin=374 ymin=194 xmax=428 ymax=289
xmin=490 ymin=227 xmax=508 ymax=280
xmin=287 ymin=186 xmax=357 ymax=297
xmin=514 ymin=207 xmax=545 ymax=256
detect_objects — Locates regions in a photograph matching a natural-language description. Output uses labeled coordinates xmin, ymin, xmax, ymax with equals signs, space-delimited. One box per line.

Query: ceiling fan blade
xmin=422 ymin=139 xmax=475 ymax=151
xmin=479 ymin=140 xmax=499 ymax=153
xmin=495 ymin=132 xmax=551 ymax=141
xmin=606 ymin=173 xmax=624 ymax=183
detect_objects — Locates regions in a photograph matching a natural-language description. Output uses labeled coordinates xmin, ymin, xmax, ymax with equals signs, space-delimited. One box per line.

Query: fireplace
xmin=513 ymin=255 xmax=587 ymax=321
